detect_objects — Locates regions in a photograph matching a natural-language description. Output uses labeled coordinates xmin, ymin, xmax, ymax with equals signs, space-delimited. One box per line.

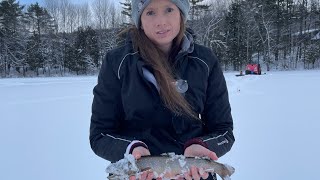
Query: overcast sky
xmin=18 ymin=0 xmax=121 ymax=6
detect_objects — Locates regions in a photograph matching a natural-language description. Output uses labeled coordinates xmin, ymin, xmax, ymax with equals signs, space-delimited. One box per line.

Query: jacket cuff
xmin=125 ymin=140 xmax=149 ymax=155
xmin=184 ymin=138 xmax=208 ymax=151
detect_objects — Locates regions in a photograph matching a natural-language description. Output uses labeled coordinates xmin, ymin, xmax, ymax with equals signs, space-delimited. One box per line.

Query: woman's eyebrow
xmin=144 ymin=7 xmax=156 ymax=11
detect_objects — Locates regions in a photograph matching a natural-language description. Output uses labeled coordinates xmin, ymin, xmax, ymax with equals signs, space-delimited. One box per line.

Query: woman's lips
xmin=156 ymin=30 xmax=170 ymax=38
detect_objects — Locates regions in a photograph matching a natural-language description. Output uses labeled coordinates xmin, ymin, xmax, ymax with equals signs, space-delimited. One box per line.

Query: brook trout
xmin=106 ymin=153 xmax=235 ymax=180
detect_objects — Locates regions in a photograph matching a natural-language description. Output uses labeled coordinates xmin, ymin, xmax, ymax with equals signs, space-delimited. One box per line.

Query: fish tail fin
xmin=221 ymin=175 xmax=231 ymax=180
xmin=224 ymin=163 xmax=235 ymax=175
xmin=214 ymin=163 xmax=235 ymax=180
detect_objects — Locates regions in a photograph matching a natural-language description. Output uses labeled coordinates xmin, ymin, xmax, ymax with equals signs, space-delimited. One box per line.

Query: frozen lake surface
xmin=1 ymin=70 xmax=319 ymax=180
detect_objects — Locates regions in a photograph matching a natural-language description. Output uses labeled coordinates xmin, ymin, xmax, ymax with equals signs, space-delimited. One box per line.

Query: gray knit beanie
xmin=131 ymin=0 xmax=190 ymax=28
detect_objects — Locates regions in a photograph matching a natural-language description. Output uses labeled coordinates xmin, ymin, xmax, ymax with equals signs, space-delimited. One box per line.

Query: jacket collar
xmin=180 ymin=29 xmax=195 ymax=54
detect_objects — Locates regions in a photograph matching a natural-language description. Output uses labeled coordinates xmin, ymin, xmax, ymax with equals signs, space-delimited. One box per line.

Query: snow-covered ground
xmin=1 ymin=70 xmax=319 ymax=180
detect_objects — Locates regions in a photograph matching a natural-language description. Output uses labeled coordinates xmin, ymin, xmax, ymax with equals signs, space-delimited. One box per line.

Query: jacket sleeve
xmin=199 ymin=52 xmax=235 ymax=158
xmin=90 ymin=53 xmax=134 ymax=162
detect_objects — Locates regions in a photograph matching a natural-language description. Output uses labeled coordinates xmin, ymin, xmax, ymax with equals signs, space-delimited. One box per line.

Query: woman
xmin=90 ymin=0 xmax=235 ymax=179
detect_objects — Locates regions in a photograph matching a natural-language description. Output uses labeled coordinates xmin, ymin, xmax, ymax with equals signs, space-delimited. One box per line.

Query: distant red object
xmin=245 ymin=64 xmax=261 ymax=75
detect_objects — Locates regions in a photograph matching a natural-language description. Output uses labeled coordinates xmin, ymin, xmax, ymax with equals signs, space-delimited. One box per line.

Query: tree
xmin=189 ymin=0 xmax=210 ymax=21
xmin=92 ymin=0 xmax=115 ymax=29
xmin=25 ymin=3 xmax=56 ymax=76
xmin=249 ymin=0 xmax=278 ymax=70
xmin=120 ymin=0 xmax=132 ymax=25
xmin=224 ymin=1 xmax=248 ymax=71
xmin=26 ymin=3 xmax=55 ymax=36
xmin=72 ymin=26 xmax=99 ymax=74
xmin=0 ymin=0 xmax=26 ymax=76
xmin=305 ymin=42 xmax=320 ymax=68
xmin=26 ymin=34 xmax=44 ymax=75
xmin=77 ymin=3 xmax=91 ymax=28
xmin=187 ymin=0 xmax=211 ymax=45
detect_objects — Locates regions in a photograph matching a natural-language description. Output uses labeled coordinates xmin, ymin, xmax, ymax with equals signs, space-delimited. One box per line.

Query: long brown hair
xmin=127 ymin=16 xmax=198 ymax=119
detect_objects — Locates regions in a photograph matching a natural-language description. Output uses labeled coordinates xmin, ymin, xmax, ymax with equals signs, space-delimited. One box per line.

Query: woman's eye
xmin=146 ymin=11 xmax=155 ymax=16
xmin=166 ymin=7 xmax=174 ymax=13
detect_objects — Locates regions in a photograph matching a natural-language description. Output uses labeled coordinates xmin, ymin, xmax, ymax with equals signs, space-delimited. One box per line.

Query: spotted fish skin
xmin=106 ymin=154 xmax=235 ymax=180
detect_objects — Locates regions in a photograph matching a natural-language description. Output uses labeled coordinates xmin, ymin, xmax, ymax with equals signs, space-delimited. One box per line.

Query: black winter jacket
xmin=90 ymin=33 xmax=235 ymax=163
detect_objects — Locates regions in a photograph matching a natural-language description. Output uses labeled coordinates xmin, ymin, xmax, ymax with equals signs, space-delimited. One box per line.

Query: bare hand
xmin=183 ymin=144 xmax=218 ymax=180
xmin=129 ymin=146 xmax=157 ymax=180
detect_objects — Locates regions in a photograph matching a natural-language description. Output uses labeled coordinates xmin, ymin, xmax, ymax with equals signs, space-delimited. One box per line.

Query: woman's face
xmin=140 ymin=0 xmax=181 ymax=52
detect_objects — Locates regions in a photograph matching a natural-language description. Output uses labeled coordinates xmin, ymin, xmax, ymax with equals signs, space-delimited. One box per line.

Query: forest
xmin=1 ymin=0 xmax=320 ymax=77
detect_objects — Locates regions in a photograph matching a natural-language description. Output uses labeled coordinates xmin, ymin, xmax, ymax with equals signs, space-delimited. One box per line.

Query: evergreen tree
xmin=120 ymin=0 xmax=132 ymax=25
xmin=0 ymin=0 xmax=26 ymax=76
xmin=25 ymin=3 xmax=56 ymax=76
xmin=225 ymin=1 xmax=247 ymax=71
xmin=0 ymin=0 xmax=24 ymax=34
xmin=26 ymin=2 xmax=55 ymax=36
xmin=275 ymin=0 xmax=294 ymax=64
xmin=305 ymin=42 xmax=320 ymax=69
xmin=63 ymin=36 xmax=76 ymax=74
xmin=188 ymin=0 xmax=211 ymax=44
xmin=26 ymin=34 xmax=44 ymax=76
xmin=72 ymin=26 xmax=99 ymax=74
xmin=189 ymin=0 xmax=210 ymax=21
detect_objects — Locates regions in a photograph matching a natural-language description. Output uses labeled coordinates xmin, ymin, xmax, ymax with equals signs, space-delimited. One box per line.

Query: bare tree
xmin=59 ymin=0 xmax=71 ymax=32
xmin=92 ymin=0 xmax=113 ymax=29
xmin=44 ymin=0 xmax=60 ymax=28
xmin=44 ymin=0 xmax=71 ymax=32
xmin=109 ymin=2 xmax=117 ymax=28
xmin=66 ymin=4 xmax=77 ymax=32
xmin=78 ymin=3 xmax=92 ymax=28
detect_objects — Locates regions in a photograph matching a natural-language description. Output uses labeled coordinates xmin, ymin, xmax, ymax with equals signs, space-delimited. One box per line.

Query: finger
xmin=175 ymin=176 xmax=184 ymax=180
xmin=191 ymin=166 xmax=201 ymax=180
xmin=208 ymin=151 xmax=218 ymax=161
xmin=144 ymin=149 xmax=151 ymax=156
xmin=199 ymin=168 xmax=209 ymax=179
xmin=146 ymin=172 xmax=154 ymax=180
xmin=133 ymin=152 xmax=142 ymax=160
xmin=183 ymin=172 xmax=192 ymax=180
xmin=200 ymin=148 xmax=218 ymax=160
xmin=140 ymin=171 xmax=147 ymax=180
xmin=129 ymin=176 xmax=136 ymax=180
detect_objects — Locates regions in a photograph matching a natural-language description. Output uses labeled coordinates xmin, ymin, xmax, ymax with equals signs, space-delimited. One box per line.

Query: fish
xmin=106 ymin=153 xmax=235 ymax=180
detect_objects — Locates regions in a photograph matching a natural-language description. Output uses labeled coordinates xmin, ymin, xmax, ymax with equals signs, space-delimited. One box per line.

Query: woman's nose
xmin=155 ymin=15 xmax=167 ymax=27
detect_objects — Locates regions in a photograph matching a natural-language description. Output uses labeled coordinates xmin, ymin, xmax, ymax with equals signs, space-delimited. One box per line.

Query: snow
xmin=105 ymin=154 xmax=138 ymax=180
xmin=1 ymin=70 xmax=320 ymax=180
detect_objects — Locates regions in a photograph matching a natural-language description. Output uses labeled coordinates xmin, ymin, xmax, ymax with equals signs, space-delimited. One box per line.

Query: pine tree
xmin=26 ymin=34 xmax=44 ymax=76
xmin=189 ymin=0 xmax=210 ymax=21
xmin=26 ymin=2 xmax=55 ymax=36
xmin=72 ymin=26 xmax=99 ymax=74
xmin=305 ymin=42 xmax=320 ymax=69
xmin=188 ymin=0 xmax=211 ymax=44
xmin=120 ymin=0 xmax=132 ymax=25
xmin=0 ymin=0 xmax=26 ymax=76
xmin=25 ymin=3 xmax=56 ymax=76
xmin=225 ymin=1 xmax=247 ymax=71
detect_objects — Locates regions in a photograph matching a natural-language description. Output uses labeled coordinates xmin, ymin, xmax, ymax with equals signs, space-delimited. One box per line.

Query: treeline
xmin=0 ymin=0 xmax=120 ymax=77
xmin=1 ymin=0 xmax=320 ymax=77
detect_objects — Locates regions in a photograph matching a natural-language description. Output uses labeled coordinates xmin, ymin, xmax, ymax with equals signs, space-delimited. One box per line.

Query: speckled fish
xmin=106 ymin=154 xmax=235 ymax=180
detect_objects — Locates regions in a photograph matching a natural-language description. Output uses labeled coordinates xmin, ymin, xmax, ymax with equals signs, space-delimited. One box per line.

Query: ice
xmin=105 ymin=154 xmax=139 ymax=179
xmin=1 ymin=70 xmax=320 ymax=180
